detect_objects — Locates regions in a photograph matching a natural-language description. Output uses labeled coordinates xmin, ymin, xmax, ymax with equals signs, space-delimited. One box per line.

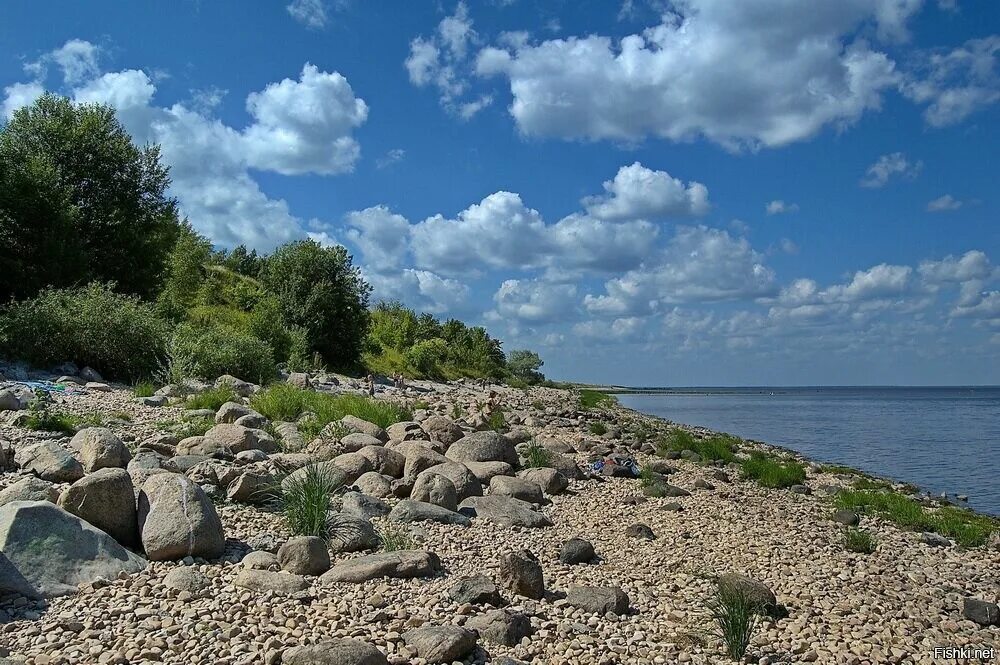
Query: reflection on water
xmin=617 ymin=386 xmax=1000 ymax=516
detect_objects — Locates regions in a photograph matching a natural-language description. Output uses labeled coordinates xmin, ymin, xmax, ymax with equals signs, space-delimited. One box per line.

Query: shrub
xmin=522 ymin=440 xmax=552 ymax=468
xmin=659 ymin=429 xmax=739 ymax=464
xmin=0 ymin=283 xmax=170 ymax=382
xmin=133 ymin=381 xmax=156 ymax=398
xmin=168 ymin=322 xmax=276 ymax=385
xmin=843 ymin=528 xmax=877 ymax=554
xmin=378 ymin=522 xmax=416 ymax=552
xmin=579 ymin=389 xmax=615 ymax=410
xmin=589 ymin=421 xmax=608 ymax=436
xmin=834 ymin=489 xmax=998 ymax=547
xmin=741 ymin=453 xmax=806 ymax=488
xmin=487 ymin=407 xmax=507 ymax=432
xmin=279 ymin=464 xmax=343 ymax=539
xmin=707 ymin=582 xmax=763 ymax=662
xmin=23 ymin=406 xmax=77 ymax=434
xmin=251 ymin=384 xmax=411 ymax=433
xmin=185 ymin=385 xmax=238 ymax=412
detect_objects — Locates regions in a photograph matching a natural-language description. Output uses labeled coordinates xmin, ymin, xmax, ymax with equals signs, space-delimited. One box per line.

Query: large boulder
xmin=423 ymin=462 xmax=483 ymax=501
xmin=175 ymin=436 xmax=233 ymax=458
xmin=0 ymin=477 xmax=58 ymax=507
xmin=233 ymin=569 xmax=309 ymax=595
xmin=137 ymin=473 xmax=226 ymax=560
xmin=204 ymin=424 xmax=279 ymax=454
xmin=340 ymin=416 xmax=388 ymax=442
xmin=517 ymin=468 xmax=569 ymax=495
xmin=355 ymin=446 xmax=405 ymax=478
xmin=496 ymin=549 xmax=544 ymax=600
xmin=215 ymin=374 xmax=255 ymax=397
xmin=277 ymin=536 xmax=331 ymax=576
xmin=421 ymin=416 xmax=464 ymax=446
xmin=386 ymin=421 xmax=426 ymax=442
xmin=464 ymin=461 xmax=513 ymax=484
xmin=319 ymin=550 xmax=441 ymax=583
xmin=566 ymin=585 xmax=630 ymax=615
xmin=489 ymin=476 xmax=544 ymax=504
xmin=326 ymin=513 xmax=380 ymax=553
xmin=332 ymin=452 xmax=374 ymax=484
xmin=215 ymin=402 xmax=253 ymax=424
xmin=281 ymin=462 xmax=347 ymax=493
xmin=402 ymin=626 xmax=477 ymax=664
xmin=466 ymin=610 xmax=531 ymax=646
xmin=340 ymin=492 xmax=390 ymax=520
xmin=282 ymin=639 xmax=389 ymax=665
xmin=717 ymin=573 xmax=779 ymax=616
xmin=389 ymin=500 xmax=471 ymax=526
xmin=446 ymin=431 xmax=518 ymax=467
xmin=0 ymin=550 xmax=42 ymax=598
xmin=354 ymin=472 xmax=393 ymax=498
xmin=559 ymin=538 xmax=596 ymax=565
xmin=340 ymin=433 xmax=384 ymax=453
xmin=226 ymin=469 xmax=275 ymax=503
xmin=71 ymin=428 xmax=131 ymax=472
xmin=447 ymin=574 xmax=505 ymax=606
xmin=57 ymin=468 xmax=138 ymax=547
xmin=402 ymin=446 xmax=450 ymax=483
xmin=15 ymin=441 xmax=84 ymax=483
xmin=0 ymin=501 xmax=146 ymax=597
xmin=411 ymin=472 xmax=458 ymax=511
xmin=459 ymin=495 xmax=552 ymax=528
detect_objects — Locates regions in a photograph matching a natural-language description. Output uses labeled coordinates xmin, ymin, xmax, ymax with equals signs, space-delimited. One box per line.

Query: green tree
xmin=0 ymin=94 xmax=181 ymax=301
xmin=157 ymin=224 xmax=213 ymax=320
xmin=262 ymin=240 xmax=370 ymax=370
xmin=507 ymin=349 xmax=545 ymax=384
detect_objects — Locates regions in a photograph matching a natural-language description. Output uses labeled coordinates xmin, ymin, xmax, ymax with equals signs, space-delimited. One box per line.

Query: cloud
xmin=766 ymin=200 xmax=799 ymax=215
xmin=493 ymin=279 xmax=579 ymax=323
xmin=2 ymin=41 xmax=367 ymax=251
xmin=926 ymin=194 xmax=963 ymax=212
xmin=582 ymin=162 xmax=709 ymax=221
xmin=287 ymin=0 xmax=328 ymax=29
xmin=366 ymin=269 xmax=470 ymax=315
xmin=902 ymin=36 xmax=1000 ymax=126
xmin=1 ymin=81 xmax=44 ymax=120
xmin=343 ymin=205 xmax=412 ymax=265
xmin=376 ymin=148 xmax=406 ymax=169
xmin=919 ymin=250 xmax=994 ymax=283
xmin=26 ymin=38 xmax=101 ymax=84
xmin=859 ymin=152 xmax=923 ymax=187
xmin=405 ymin=2 xmax=490 ymax=118
xmin=475 ymin=1 xmax=904 ymax=148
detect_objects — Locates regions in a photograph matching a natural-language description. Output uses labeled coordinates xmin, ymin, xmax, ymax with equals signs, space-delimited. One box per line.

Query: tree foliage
xmin=507 ymin=349 xmax=546 ymax=384
xmin=0 ymin=94 xmax=181 ymax=301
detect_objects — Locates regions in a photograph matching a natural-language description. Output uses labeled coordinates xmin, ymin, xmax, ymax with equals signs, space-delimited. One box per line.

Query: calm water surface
xmin=617 ymin=387 xmax=1000 ymax=516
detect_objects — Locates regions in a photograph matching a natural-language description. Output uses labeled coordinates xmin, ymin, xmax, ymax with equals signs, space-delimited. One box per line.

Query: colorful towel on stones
xmin=590 ymin=455 xmax=641 ymax=478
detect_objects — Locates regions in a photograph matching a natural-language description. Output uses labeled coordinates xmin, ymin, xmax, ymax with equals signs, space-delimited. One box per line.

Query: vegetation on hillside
xmin=0 ymin=95 xmax=540 ymax=385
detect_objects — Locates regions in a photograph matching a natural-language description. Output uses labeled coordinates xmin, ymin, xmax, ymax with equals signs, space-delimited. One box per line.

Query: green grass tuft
xmin=821 ymin=464 xmax=860 ymax=475
xmin=835 ymin=489 xmax=998 ymax=547
xmin=251 ymin=383 xmax=411 ymax=434
xmin=589 ymin=421 xmax=608 ymax=436
xmin=278 ymin=463 xmax=343 ymax=539
xmin=23 ymin=407 xmax=78 ymax=434
xmin=707 ymin=582 xmax=763 ymax=662
xmin=521 ymin=440 xmax=552 ymax=468
xmin=185 ymin=385 xmax=238 ymax=412
xmin=658 ymin=428 xmax=739 ymax=464
xmin=133 ymin=381 xmax=156 ymax=398
xmin=378 ymin=522 xmax=416 ymax=552
xmin=843 ymin=528 xmax=877 ymax=554
xmin=578 ymin=389 xmax=615 ymax=410
xmin=741 ymin=453 xmax=806 ymax=489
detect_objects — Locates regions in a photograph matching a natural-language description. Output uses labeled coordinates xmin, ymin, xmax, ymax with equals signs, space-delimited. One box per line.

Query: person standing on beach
xmin=366 ymin=373 xmax=375 ymax=397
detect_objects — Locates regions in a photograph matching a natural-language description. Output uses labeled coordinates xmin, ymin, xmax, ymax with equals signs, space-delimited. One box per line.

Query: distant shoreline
xmin=579 ymin=384 xmax=1000 ymax=395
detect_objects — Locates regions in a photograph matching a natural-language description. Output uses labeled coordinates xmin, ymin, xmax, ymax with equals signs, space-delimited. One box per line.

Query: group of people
xmin=363 ymin=372 xmax=406 ymax=398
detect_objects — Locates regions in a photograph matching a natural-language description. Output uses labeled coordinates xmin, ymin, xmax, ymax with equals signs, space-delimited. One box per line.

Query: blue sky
xmin=2 ymin=0 xmax=998 ymax=385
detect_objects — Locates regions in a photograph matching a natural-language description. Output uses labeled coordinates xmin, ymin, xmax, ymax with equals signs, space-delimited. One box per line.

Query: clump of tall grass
xmin=378 ymin=522 xmax=416 ymax=552
xmin=835 ymin=488 xmax=998 ymax=547
xmin=23 ymin=406 xmax=78 ymax=434
xmin=707 ymin=582 xmax=763 ymax=661
xmin=843 ymin=528 xmax=877 ymax=554
xmin=278 ymin=463 xmax=343 ymax=539
xmin=185 ymin=385 xmax=238 ymax=412
xmin=487 ymin=407 xmax=507 ymax=432
xmin=578 ymin=389 xmax=615 ymax=410
xmin=741 ymin=453 xmax=806 ymax=489
xmin=658 ymin=428 xmax=738 ymax=464
xmin=133 ymin=381 xmax=156 ymax=398
xmin=251 ymin=383 xmax=411 ymax=432
xmin=589 ymin=421 xmax=608 ymax=436
xmin=521 ymin=440 xmax=552 ymax=468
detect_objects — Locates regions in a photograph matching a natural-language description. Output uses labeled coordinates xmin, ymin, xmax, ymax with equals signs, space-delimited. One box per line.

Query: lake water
xmin=617 ymin=386 xmax=1000 ymax=516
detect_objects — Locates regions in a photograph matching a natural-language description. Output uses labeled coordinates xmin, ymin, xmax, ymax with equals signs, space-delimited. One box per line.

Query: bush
xmin=835 ymin=489 xmax=997 ymax=547
xmin=279 ymin=464 xmax=342 ymax=539
xmin=843 ymin=528 xmax=877 ymax=554
xmin=251 ymin=383 xmax=411 ymax=433
xmin=589 ymin=421 xmax=608 ymax=436
xmin=741 ymin=453 xmax=806 ymax=488
xmin=133 ymin=381 xmax=156 ymax=398
xmin=185 ymin=385 xmax=238 ymax=412
xmin=23 ymin=406 xmax=77 ymax=434
xmin=522 ymin=440 xmax=552 ymax=468
xmin=378 ymin=522 xmax=416 ymax=552
xmin=0 ymin=283 xmax=170 ymax=382
xmin=579 ymin=389 xmax=615 ymax=410
xmin=708 ymin=582 xmax=763 ymax=661
xmin=659 ymin=429 xmax=739 ymax=464
xmin=169 ymin=322 xmax=276 ymax=385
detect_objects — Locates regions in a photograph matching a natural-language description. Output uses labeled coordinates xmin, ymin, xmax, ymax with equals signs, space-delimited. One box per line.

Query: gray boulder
xmin=559 ymin=538 xmax=596 ymax=565
xmin=421 ymin=415 xmax=464 ymax=446
xmin=138 ymin=473 xmax=226 ymax=560
xmin=497 ymin=549 xmax=543 ymax=600
xmin=0 ymin=477 xmax=58 ymax=507
xmin=332 ymin=452 xmax=374 ymax=484
xmin=339 ymin=433 xmax=384 ymax=453
xmin=466 ymin=609 xmax=531 ymax=646
xmin=446 ymin=431 xmax=518 ymax=467
xmin=411 ymin=472 xmax=458 ymax=511
xmin=204 ymin=424 xmax=279 ymax=454
xmin=402 ymin=626 xmax=477 ymax=664
xmin=277 ymin=536 xmax=331 ymax=576
xmin=447 ymin=574 xmax=505 ymax=606
xmin=226 ymin=470 xmax=275 ymax=503
xmin=319 ymin=550 xmax=441 ymax=583
xmin=963 ymin=598 xmax=1000 ymax=626
xmin=355 ymin=446 xmax=405 ymax=478
xmin=340 ymin=492 xmax=390 ymax=520
xmin=233 ymin=569 xmax=309 ymax=595
xmin=0 ymin=501 xmax=146 ymax=597
xmin=489 ymin=476 xmax=544 ymax=504
xmin=215 ymin=401 xmax=252 ymax=424
xmin=517 ymin=468 xmax=568 ymax=495
xmin=464 ymin=461 xmax=513 ymax=483
xmin=389 ymin=500 xmax=471 ymax=526
xmin=386 ymin=421 xmax=426 ymax=442
xmin=326 ymin=513 xmax=380 ymax=553
xmin=353 ymin=472 xmax=393 ymax=498
xmin=340 ymin=416 xmax=388 ymax=442
xmin=15 ymin=441 xmax=84 ymax=483
xmin=566 ymin=585 xmax=630 ymax=615
xmin=459 ymin=495 xmax=552 ymax=528
xmin=57 ymin=468 xmax=138 ymax=547
xmin=282 ymin=639 xmax=389 ymax=665
xmin=163 ymin=567 xmax=210 ymax=593
xmin=423 ymin=462 xmax=483 ymax=501
xmin=717 ymin=573 xmax=778 ymax=615
xmin=71 ymin=428 xmax=131 ymax=472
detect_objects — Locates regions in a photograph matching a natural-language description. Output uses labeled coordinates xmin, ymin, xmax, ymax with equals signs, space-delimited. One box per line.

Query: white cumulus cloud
xmin=582 ymin=162 xmax=709 ymax=221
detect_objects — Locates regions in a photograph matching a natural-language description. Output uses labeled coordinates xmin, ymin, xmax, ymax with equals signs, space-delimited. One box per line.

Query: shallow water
xmin=617 ymin=386 xmax=1000 ymax=515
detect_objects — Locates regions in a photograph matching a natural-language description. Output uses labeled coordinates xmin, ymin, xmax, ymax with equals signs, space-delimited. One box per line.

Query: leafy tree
xmin=0 ymin=94 xmax=181 ymax=300
xmin=262 ymin=240 xmax=371 ymax=370
xmin=507 ymin=349 xmax=545 ymax=384
xmin=157 ymin=224 xmax=213 ymax=320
